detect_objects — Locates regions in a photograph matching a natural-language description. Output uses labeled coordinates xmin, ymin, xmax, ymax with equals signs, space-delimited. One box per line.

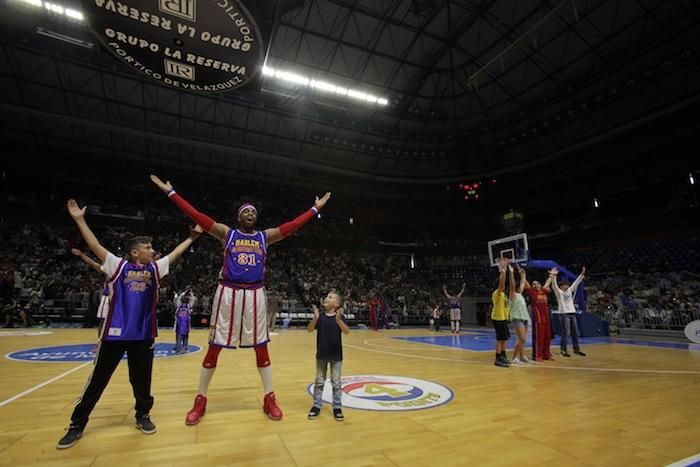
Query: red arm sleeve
xmin=278 ymin=207 xmax=318 ymax=238
xmin=167 ymin=191 xmax=216 ymax=231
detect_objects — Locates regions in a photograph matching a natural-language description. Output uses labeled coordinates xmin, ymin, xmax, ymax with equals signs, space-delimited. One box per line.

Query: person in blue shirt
xmin=57 ymin=199 xmax=202 ymax=449
xmin=306 ymin=291 xmax=350 ymax=421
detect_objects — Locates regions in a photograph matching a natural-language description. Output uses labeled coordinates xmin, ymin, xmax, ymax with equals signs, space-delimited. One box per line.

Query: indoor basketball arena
xmin=1 ymin=0 xmax=699 ymax=465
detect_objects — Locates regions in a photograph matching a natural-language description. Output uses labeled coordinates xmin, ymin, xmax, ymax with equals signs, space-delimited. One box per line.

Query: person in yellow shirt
xmin=491 ymin=258 xmax=514 ymax=367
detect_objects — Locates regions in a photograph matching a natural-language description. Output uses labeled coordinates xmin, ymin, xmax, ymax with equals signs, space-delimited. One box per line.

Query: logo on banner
xmin=159 ymin=0 xmax=196 ymax=22
xmin=6 ymin=343 xmax=201 ymax=362
xmin=83 ymin=0 xmax=263 ymax=91
xmin=165 ymin=59 xmax=195 ymax=80
xmin=306 ymin=375 xmax=453 ymax=411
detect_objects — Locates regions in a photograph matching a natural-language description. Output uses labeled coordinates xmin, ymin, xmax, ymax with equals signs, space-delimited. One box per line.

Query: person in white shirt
xmin=549 ymin=267 xmax=587 ymax=357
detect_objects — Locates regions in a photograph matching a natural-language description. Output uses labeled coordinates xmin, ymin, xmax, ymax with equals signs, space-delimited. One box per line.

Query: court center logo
xmin=306 ymin=375 xmax=453 ymax=411
xmin=684 ymin=320 xmax=700 ymax=344
xmin=6 ymin=343 xmax=201 ymax=362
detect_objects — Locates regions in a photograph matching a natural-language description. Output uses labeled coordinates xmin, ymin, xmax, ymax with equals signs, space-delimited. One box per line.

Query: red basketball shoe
xmin=263 ymin=392 xmax=283 ymax=420
xmin=185 ymin=394 xmax=207 ymax=425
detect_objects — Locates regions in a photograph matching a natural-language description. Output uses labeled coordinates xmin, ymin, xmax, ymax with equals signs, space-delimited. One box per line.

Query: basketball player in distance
xmin=431 ymin=304 xmax=441 ymax=332
xmin=524 ymin=274 xmax=554 ymax=361
xmin=150 ymin=174 xmax=331 ymax=424
xmin=443 ymin=282 xmax=465 ymax=334
xmin=549 ymin=266 xmax=587 ymax=357
xmin=492 ymin=257 xmax=513 ymax=367
xmin=508 ymin=265 xmax=531 ymax=364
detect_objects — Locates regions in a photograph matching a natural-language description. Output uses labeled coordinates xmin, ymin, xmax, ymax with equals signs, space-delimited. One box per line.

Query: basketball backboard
xmin=487 ymin=233 xmax=529 ymax=267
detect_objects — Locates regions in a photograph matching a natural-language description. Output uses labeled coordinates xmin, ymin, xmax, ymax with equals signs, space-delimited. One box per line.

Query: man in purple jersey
xmin=150 ymin=175 xmax=331 ymax=424
xmin=56 ymin=199 xmax=202 ymax=450
xmin=443 ymin=282 xmax=466 ymax=334
xmin=174 ymin=295 xmax=192 ymax=353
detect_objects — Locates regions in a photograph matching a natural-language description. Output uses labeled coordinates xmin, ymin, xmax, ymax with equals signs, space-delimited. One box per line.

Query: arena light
xmin=690 ymin=173 xmax=695 ymax=186
xmin=36 ymin=26 xmax=93 ymax=48
xmin=262 ymin=65 xmax=388 ymax=107
xmin=349 ymin=217 xmax=354 ymax=225
xmin=593 ymin=198 xmax=600 ymax=208
xmin=13 ymin=0 xmax=84 ymax=21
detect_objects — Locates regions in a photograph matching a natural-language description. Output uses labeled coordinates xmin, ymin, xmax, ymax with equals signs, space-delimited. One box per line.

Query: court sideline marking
xmin=667 ymin=452 xmax=700 ymax=467
xmin=0 ymin=362 xmax=92 ymax=408
xmin=345 ymin=339 xmax=700 ymax=375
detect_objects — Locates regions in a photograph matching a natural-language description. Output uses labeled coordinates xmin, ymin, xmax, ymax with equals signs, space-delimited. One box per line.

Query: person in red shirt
xmin=525 ymin=276 xmax=554 ymax=361
xmin=368 ymin=297 xmax=379 ymax=331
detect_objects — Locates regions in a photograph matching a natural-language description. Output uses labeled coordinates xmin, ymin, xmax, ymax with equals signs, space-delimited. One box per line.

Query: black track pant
xmin=71 ymin=339 xmax=154 ymax=428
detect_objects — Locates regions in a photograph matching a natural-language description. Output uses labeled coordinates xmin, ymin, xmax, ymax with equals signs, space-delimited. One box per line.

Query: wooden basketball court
xmin=1 ymin=327 xmax=699 ymax=466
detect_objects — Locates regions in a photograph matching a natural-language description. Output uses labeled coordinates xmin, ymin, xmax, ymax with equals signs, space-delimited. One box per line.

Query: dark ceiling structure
xmin=1 ymin=0 xmax=698 ymax=214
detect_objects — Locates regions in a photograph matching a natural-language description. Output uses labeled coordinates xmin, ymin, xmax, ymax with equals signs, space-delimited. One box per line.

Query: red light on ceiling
xmin=491 ymin=179 xmax=497 ymax=183
xmin=464 ymin=195 xmax=469 ymax=200
xmin=474 ymin=183 xmax=479 ymax=188
xmin=475 ymin=194 xmax=479 ymax=199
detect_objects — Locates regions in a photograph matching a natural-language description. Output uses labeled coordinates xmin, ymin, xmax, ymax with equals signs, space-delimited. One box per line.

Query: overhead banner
xmin=83 ymin=0 xmax=264 ymax=91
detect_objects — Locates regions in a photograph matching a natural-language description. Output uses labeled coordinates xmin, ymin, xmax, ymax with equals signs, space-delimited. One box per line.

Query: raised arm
xmin=71 ymin=248 xmax=102 ymax=273
xmin=496 ymin=259 xmax=507 ymax=293
xmin=150 ymin=175 xmax=230 ymax=244
xmin=507 ymin=265 xmax=516 ymax=300
xmin=517 ymin=266 xmax=527 ymax=294
xmin=570 ymin=266 xmax=586 ymax=294
xmin=166 ymin=225 xmax=203 ymax=265
xmin=336 ymin=307 xmax=350 ymax=335
xmin=307 ymin=305 xmax=320 ymax=332
xmin=457 ymin=282 xmax=466 ymax=298
xmin=549 ymin=268 xmax=561 ymax=294
xmin=265 ymin=192 xmax=331 ymax=245
xmin=442 ymin=285 xmax=450 ymax=298
xmin=542 ymin=275 xmax=553 ymax=293
xmin=67 ymin=200 xmax=108 ymax=262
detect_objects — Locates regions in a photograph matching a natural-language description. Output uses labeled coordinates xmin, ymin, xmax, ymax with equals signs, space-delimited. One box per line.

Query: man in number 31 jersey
xmin=150 ymin=174 xmax=331 ymax=424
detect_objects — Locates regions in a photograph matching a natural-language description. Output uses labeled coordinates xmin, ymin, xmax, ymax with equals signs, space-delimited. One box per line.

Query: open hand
xmin=150 ymin=175 xmax=173 ymax=193
xmin=314 ymin=192 xmax=331 ymax=210
xmin=312 ymin=304 xmax=319 ymax=319
xmin=548 ymin=267 xmax=559 ymax=276
xmin=66 ymin=199 xmax=87 ymax=220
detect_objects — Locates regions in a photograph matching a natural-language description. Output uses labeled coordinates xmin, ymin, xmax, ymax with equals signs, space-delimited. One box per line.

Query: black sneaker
xmin=56 ymin=424 xmax=83 ymax=449
xmin=561 ymin=351 xmax=571 ymax=357
xmin=333 ymin=408 xmax=344 ymax=421
xmin=307 ymin=406 xmax=321 ymax=420
xmin=574 ymin=350 xmax=586 ymax=356
xmin=136 ymin=414 xmax=157 ymax=434
xmin=494 ymin=356 xmax=510 ymax=367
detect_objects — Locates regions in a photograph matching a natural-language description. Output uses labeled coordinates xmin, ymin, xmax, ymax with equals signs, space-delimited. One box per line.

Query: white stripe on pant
xmin=209 ymin=285 xmax=269 ymax=348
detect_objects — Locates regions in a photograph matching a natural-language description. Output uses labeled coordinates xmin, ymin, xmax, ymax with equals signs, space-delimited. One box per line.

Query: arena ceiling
xmin=1 ymin=0 xmax=698 ymax=207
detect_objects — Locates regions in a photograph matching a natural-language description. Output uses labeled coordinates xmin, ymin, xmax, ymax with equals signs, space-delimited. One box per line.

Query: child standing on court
xmin=492 ymin=258 xmax=513 ymax=367
xmin=307 ymin=291 xmax=350 ymax=421
xmin=57 ymin=199 xmax=202 ymax=449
